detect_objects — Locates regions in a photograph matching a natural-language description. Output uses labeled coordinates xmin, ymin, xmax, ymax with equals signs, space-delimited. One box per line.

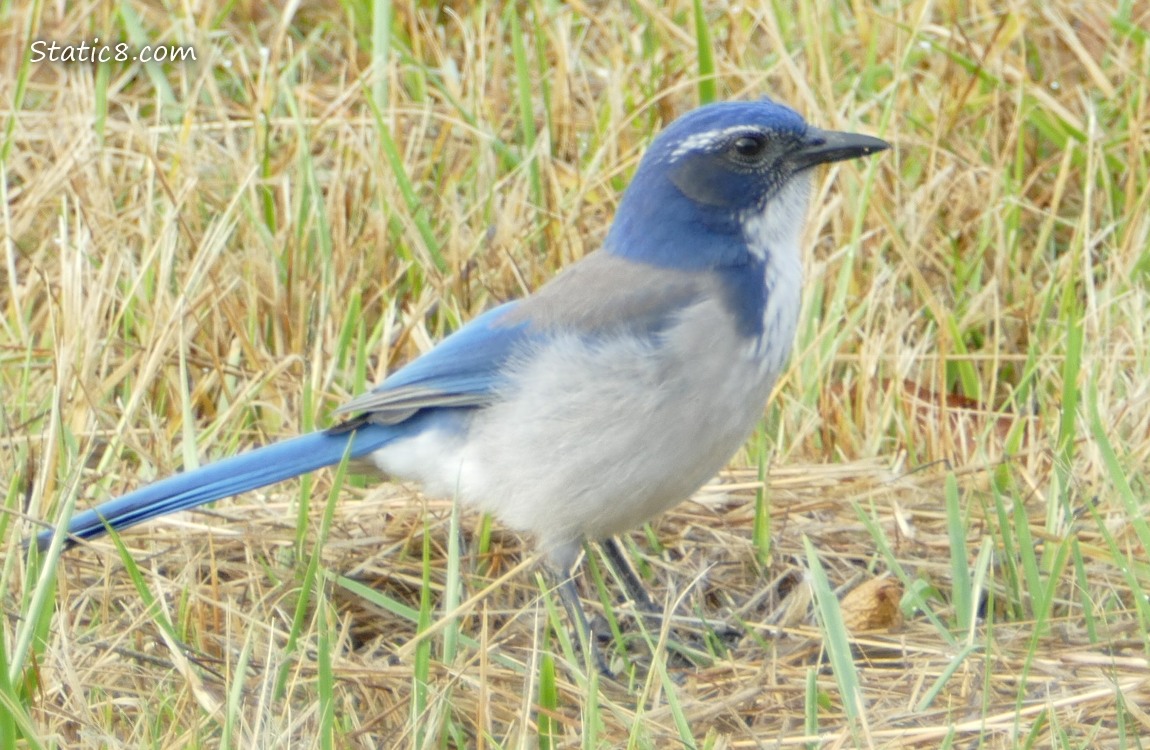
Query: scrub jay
xmin=39 ymin=98 xmax=887 ymax=666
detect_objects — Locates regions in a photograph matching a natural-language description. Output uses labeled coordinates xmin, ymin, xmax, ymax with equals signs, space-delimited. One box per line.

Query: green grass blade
xmin=945 ymin=473 xmax=972 ymax=629
xmin=693 ymin=0 xmax=717 ymax=104
xmin=370 ymin=0 xmax=391 ymax=108
xmin=803 ymin=536 xmax=863 ymax=725
xmin=537 ymin=652 xmax=558 ymax=750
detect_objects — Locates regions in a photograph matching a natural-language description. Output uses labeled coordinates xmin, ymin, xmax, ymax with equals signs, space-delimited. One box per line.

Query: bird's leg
xmin=600 ymin=536 xmax=743 ymax=656
xmin=550 ymin=564 xmax=614 ymax=676
xmin=600 ymin=536 xmax=658 ymax=613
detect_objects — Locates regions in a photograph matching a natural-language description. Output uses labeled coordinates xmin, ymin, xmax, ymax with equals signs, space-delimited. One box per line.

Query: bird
xmin=37 ymin=98 xmax=887 ymax=669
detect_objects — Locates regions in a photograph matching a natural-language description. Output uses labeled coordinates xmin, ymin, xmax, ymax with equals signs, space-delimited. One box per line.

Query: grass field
xmin=3 ymin=1 xmax=1149 ymax=747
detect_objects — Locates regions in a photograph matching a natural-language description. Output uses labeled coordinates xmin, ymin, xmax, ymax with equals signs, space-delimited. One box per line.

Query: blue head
xmin=605 ymin=99 xmax=887 ymax=270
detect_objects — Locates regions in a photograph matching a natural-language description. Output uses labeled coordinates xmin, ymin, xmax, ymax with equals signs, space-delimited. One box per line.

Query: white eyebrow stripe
xmin=667 ymin=125 xmax=755 ymax=160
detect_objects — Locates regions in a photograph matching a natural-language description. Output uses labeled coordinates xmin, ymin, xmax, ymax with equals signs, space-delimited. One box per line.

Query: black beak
xmin=788 ymin=127 xmax=889 ymax=172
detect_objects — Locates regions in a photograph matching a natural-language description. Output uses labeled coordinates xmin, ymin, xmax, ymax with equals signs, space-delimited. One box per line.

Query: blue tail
xmin=38 ymin=422 xmax=397 ymax=551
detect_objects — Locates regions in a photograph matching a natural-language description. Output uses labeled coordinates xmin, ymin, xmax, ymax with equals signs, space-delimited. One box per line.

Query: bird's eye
xmin=731 ymin=135 xmax=767 ymax=160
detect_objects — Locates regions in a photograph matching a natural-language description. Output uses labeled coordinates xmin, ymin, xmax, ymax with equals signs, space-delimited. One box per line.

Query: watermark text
xmin=30 ymin=38 xmax=197 ymax=64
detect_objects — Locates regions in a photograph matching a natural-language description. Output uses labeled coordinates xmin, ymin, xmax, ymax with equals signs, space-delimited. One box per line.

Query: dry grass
xmin=3 ymin=0 xmax=1150 ymax=747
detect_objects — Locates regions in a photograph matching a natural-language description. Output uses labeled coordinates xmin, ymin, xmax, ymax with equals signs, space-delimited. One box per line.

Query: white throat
xmin=740 ymin=175 xmax=812 ymax=369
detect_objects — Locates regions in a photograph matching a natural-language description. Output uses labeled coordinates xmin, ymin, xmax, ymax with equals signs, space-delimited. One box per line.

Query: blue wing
xmin=334 ymin=301 xmax=532 ymax=423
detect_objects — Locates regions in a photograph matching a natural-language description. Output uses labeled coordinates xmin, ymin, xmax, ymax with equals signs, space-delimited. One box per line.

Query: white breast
xmin=446 ymin=293 xmax=790 ymax=568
